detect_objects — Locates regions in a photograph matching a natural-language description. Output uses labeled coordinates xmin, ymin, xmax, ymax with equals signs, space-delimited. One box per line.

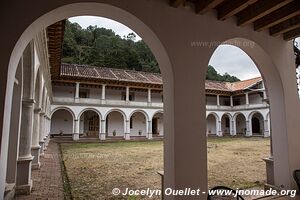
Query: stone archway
xmin=50 ymin=108 xmax=75 ymax=136
xmin=206 ymin=113 xmax=218 ymax=135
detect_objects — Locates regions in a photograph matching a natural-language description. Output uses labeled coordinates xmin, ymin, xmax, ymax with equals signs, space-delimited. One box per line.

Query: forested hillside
xmin=62 ymin=20 xmax=240 ymax=82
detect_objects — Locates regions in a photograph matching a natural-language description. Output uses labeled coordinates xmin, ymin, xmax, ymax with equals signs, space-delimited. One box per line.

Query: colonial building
xmin=50 ymin=63 xmax=270 ymax=140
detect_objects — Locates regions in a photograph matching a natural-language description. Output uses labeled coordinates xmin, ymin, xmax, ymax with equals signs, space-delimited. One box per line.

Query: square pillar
xmin=125 ymin=120 xmax=130 ymax=140
xmin=264 ymin=119 xmax=270 ymax=137
xmin=245 ymin=92 xmax=249 ymax=105
xmin=101 ymin=84 xmax=106 ymax=101
xmin=73 ymin=119 xmax=79 ymax=140
xmin=99 ymin=120 xmax=106 ymax=140
xmin=31 ymin=107 xmax=41 ymax=169
xmin=147 ymin=120 xmax=153 ymax=139
xmin=16 ymin=99 xmax=35 ymax=194
xmin=75 ymin=82 xmax=80 ymax=99
xmin=217 ymin=94 xmax=220 ymax=106
xmin=218 ymin=120 xmax=222 ymax=136
xmin=246 ymin=120 xmax=252 ymax=136
xmin=147 ymin=88 xmax=152 ymax=103
xmin=126 ymin=86 xmax=130 ymax=102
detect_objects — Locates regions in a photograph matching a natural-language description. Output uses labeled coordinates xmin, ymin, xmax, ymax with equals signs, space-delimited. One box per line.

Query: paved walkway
xmin=16 ymin=141 xmax=64 ymax=199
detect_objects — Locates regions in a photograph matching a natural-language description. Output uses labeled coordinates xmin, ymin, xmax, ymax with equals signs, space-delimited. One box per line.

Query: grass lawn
xmin=60 ymin=137 xmax=270 ymax=199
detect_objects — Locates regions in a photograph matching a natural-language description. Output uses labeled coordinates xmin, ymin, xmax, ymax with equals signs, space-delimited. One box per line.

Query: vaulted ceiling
xmin=170 ymin=0 xmax=300 ymax=41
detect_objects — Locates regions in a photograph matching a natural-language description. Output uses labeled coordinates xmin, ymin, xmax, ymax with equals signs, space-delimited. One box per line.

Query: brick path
xmin=16 ymin=141 xmax=64 ymax=199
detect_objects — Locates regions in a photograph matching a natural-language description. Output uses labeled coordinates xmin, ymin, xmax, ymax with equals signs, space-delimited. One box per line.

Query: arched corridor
xmin=50 ymin=109 xmax=74 ymax=136
xmin=250 ymin=112 xmax=264 ymax=136
xmin=235 ymin=113 xmax=246 ymax=135
xmin=152 ymin=112 xmax=163 ymax=136
xmin=106 ymin=111 xmax=125 ymax=138
xmin=221 ymin=114 xmax=232 ymax=136
xmin=206 ymin=113 xmax=218 ymax=135
xmin=79 ymin=110 xmax=101 ymax=138
xmin=129 ymin=111 xmax=148 ymax=137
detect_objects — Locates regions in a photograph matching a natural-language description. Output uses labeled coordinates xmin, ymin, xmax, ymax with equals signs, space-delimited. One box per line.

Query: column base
xmin=4 ymin=183 xmax=15 ymax=200
xmin=16 ymin=180 xmax=32 ymax=195
xmin=264 ymin=131 xmax=270 ymax=137
xmin=16 ymin=156 xmax=33 ymax=195
xmin=73 ymin=133 xmax=79 ymax=140
xmin=39 ymin=141 xmax=45 ymax=156
xmin=147 ymin=133 xmax=153 ymax=139
xmin=31 ymin=145 xmax=41 ymax=170
xmin=99 ymin=133 xmax=106 ymax=140
xmin=124 ymin=133 xmax=130 ymax=140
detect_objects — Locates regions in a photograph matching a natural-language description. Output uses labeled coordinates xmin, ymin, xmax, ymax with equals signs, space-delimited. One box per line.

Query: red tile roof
xmin=60 ymin=63 xmax=262 ymax=91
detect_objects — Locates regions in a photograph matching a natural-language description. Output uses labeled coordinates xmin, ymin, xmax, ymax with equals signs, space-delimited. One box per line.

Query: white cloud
xmin=69 ymin=16 xmax=142 ymax=41
xmin=209 ymin=45 xmax=261 ymax=80
xmin=69 ymin=16 xmax=261 ymax=80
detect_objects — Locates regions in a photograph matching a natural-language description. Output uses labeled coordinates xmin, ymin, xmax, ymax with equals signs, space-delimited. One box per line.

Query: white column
xmin=39 ymin=112 xmax=45 ymax=156
xmin=264 ymin=119 xmax=270 ymax=137
xmin=125 ymin=119 xmax=130 ymax=140
xmin=233 ymin=119 xmax=237 ymax=135
xmin=126 ymin=86 xmax=130 ymax=102
xmin=147 ymin=88 xmax=152 ymax=103
xmin=147 ymin=120 xmax=153 ymax=139
xmin=100 ymin=120 xmax=106 ymax=140
xmin=217 ymin=95 xmax=220 ymax=106
xmin=262 ymin=81 xmax=267 ymax=100
xmin=31 ymin=107 xmax=41 ymax=169
xmin=73 ymin=119 xmax=79 ymax=140
xmin=246 ymin=120 xmax=251 ymax=136
xmin=230 ymin=96 xmax=233 ymax=107
xmin=101 ymin=84 xmax=106 ymax=100
xmin=16 ymin=99 xmax=34 ymax=194
xmin=230 ymin=120 xmax=235 ymax=136
xmin=218 ymin=120 xmax=222 ymax=136
xmin=245 ymin=92 xmax=249 ymax=105
xmin=75 ymin=82 xmax=80 ymax=99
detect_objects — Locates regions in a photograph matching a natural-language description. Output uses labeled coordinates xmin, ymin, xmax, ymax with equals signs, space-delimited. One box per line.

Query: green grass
xmin=60 ymin=137 xmax=270 ymax=199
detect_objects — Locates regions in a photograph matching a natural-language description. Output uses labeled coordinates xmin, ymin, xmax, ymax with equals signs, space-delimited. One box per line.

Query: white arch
xmin=129 ymin=109 xmax=150 ymax=122
xmin=50 ymin=107 xmax=75 ymax=121
xmin=104 ymin=109 xmax=127 ymax=121
xmin=206 ymin=112 xmax=220 ymax=121
xmin=233 ymin=112 xmax=246 ymax=121
xmin=1 ymin=4 xmax=173 ymax=195
xmin=247 ymin=110 xmax=264 ymax=121
xmin=221 ymin=112 xmax=233 ymax=121
xmin=151 ymin=110 xmax=163 ymax=120
xmin=77 ymin=108 xmax=102 ymax=121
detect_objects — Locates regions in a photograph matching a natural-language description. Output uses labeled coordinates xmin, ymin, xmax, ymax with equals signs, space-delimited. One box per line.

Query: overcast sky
xmin=69 ymin=16 xmax=261 ymax=80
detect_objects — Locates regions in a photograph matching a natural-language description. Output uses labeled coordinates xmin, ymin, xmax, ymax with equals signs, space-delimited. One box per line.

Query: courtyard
xmin=60 ymin=137 xmax=270 ymax=199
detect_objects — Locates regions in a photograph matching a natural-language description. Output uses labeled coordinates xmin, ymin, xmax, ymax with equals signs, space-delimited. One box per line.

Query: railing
xmin=52 ymin=97 xmax=163 ymax=108
xmin=206 ymin=103 xmax=269 ymax=111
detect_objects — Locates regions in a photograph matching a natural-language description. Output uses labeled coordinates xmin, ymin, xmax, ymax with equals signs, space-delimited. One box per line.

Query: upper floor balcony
xmin=52 ymin=97 xmax=163 ymax=108
xmin=206 ymin=102 xmax=269 ymax=111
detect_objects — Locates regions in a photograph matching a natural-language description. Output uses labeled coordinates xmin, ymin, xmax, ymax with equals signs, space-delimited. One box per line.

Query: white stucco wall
xmin=249 ymin=93 xmax=263 ymax=104
xmin=206 ymin=114 xmax=217 ymax=135
xmin=107 ymin=111 xmax=125 ymax=136
xmin=130 ymin=112 xmax=147 ymax=136
xmin=50 ymin=109 xmax=73 ymax=134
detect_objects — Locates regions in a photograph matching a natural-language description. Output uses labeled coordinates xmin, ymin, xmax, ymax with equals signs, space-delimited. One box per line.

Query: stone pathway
xmin=16 ymin=141 xmax=64 ymax=199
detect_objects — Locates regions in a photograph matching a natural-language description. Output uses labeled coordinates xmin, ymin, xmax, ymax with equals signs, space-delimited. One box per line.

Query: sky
xmin=69 ymin=16 xmax=261 ymax=80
